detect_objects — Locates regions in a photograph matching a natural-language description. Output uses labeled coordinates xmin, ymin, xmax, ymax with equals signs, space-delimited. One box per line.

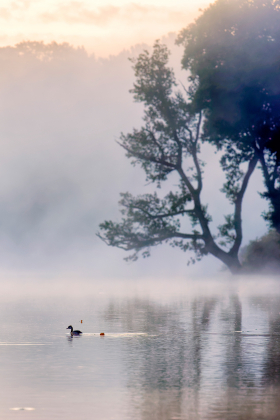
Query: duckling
xmin=66 ymin=325 xmax=82 ymax=335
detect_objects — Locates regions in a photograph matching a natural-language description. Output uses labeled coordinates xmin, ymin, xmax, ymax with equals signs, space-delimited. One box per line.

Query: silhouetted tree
xmin=177 ymin=0 xmax=280 ymax=232
xmin=241 ymin=229 xmax=280 ymax=272
xmin=98 ymin=42 xmax=258 ymax=274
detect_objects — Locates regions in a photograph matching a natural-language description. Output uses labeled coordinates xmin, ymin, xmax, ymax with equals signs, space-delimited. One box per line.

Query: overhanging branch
xmin=97 ymin=229 xmax=204 ymax=251
xmin=118 ymin=142 xmax=177 ymax=169
xmin=125 ymin=205 xmax=195 ymax=219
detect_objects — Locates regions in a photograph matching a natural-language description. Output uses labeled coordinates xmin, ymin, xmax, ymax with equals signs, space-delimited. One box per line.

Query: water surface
xmin=0 ymin=276 xmax=280 ymax=420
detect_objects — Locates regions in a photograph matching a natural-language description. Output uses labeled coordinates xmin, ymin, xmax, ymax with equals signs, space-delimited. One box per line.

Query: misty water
xmin=1 ymin=276 xmax=280 ymax=420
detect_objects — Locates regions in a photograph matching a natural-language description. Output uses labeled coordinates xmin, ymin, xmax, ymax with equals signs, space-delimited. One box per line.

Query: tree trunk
xmin=207 ymin=241 xmax=243 ymax=274
xmin=258 ymin=151 xmax=280 ymax=234
xmin=225 ymin=258 xmax=243 ymax=275
xmin=217 ymin=254 xmax=243 ymax=275
xmin=269 ymin=190 xmax=280 ymax=234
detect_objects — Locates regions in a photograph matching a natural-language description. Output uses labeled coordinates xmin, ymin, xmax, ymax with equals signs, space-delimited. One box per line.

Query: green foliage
xmin=99 ymin=188 xmax=193 ymax=262
xmin=177 ymin=0 xmax=280 ymax=231
xmin=177 ymin=0 xmax=280 ymax=141
xmin=99 ymin=42 xmax=206 ymax=263
xmin=219 ymin=145 xmax=254 ymax=202
xmin=241 ymin=230 xmax=280 ymax=272
xmin=98 ymin=41 xmax=256 ymax=273
xmin=120 ymin=42 xmax=199 ymax=187
xmin=129 ymin=42 xmax=176 ymax=107
xmin=217 ymin=214 xmax=236 ymax=246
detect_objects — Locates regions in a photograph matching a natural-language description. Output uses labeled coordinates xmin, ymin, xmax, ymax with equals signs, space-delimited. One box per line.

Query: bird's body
xmin=66 ymin=325 xmax=82 ymax=335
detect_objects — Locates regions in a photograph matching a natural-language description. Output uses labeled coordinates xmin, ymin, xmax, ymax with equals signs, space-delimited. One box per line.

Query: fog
xmin=0 ymin=34 xmax=268 ymax=278
xmin=0 ymin=0 xmax=209 ymax=57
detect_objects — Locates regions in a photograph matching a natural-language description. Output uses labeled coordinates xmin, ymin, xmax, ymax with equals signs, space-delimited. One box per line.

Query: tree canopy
xmin=177 ymin=0 xmax=280 ymax=232
xmin=241 ymin=230 xmax=280 ymax=273
xmin=98 ymin=42 xmax=258 ymax=274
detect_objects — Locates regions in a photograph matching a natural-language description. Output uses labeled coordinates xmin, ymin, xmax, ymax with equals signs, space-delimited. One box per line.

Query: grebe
xmin=66 ymin=325 xmax=82 ymax=335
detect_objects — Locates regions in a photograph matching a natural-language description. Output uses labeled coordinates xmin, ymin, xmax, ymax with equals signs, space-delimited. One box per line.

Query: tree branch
xmin=118 ymin=142 xmax=177 ymax=169
xmin=272 ymin=160 xmax=279 ymax=185
xmin=190 ymin=112 xmax=203 ymax=193
xmin=192 ymin=145 xmax=203 ymax=193
xmin=257 ymin=147 xmax=273 ymax=192
xmin=97 ymin=230 xmax=204 ymax=251
xmin=145 ymin=129 xmax=165 ymax=159
xmin=126 ymin=205 xmax=195 ymax=219
xmin=184 ymin=126 xmax=193 ymax=143
xmin=229 ymin=154 xmax=258 ymax=256
xmin=172 ymin=129 xmax=182 ymax=167
xmin=195 ymin=111 xmax=202 ymax=144
xmin=177 ymin=167 xmax=196 ymax=197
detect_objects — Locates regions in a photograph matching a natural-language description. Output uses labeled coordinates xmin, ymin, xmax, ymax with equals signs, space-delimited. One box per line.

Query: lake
xmin=0 ymin=275 xmax=280 ymax=420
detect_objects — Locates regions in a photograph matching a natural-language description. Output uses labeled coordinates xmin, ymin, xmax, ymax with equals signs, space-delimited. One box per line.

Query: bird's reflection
xmin=67 ymin=334 xmax=82 ymax=340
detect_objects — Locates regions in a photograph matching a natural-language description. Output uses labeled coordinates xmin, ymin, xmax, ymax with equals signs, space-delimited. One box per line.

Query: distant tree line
xmin=98 ymin=0 xmax=280 ymax=274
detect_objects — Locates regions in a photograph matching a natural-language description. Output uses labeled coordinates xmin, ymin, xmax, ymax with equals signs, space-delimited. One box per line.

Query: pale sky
xmin=0 ymin=0 xmax=209 ymax=56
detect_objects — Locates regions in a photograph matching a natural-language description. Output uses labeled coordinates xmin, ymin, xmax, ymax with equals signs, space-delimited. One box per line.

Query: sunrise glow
xmin=0 ymin=0 xmax=209 ymax=56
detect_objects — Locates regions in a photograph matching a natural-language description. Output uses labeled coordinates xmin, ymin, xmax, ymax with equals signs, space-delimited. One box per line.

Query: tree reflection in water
xmin=249 ymin=296 xmax=280 ymax=386
xmin=103 ymin=292 xmax=280 ymax=420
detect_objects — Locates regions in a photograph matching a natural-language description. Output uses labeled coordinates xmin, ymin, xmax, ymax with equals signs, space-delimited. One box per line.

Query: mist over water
xmin=0 ymin=275 xmax=280 ymax=419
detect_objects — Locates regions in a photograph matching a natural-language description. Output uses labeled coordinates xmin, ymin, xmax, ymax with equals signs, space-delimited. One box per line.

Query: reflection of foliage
xmin=103 ymin=294 xmax=280 ymax=419
xmin=264 ymin=298 xmax=280 ymax=386
xmin=241 ymin=230 xmax=280 ymax=272
xmin=98 ymin=42 xmax=258 ymax=274
xmin=250 ymin=295 xmax=280 ymax=386
xmin=103 ymin=296 xmax=218 ymax=393
xmin=177 ymin=0 xmax=280 ymax=232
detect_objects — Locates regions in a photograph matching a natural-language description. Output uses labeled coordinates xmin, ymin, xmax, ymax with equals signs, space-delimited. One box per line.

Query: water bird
xmin=66 ymin=325 xmax=82 ymax=335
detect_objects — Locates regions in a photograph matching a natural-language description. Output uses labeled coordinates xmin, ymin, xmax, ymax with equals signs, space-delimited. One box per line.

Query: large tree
xmin=176 ymin=0 xmax=280 ymax=232
xmin=98 ymin=42 xmax=258 ymax=274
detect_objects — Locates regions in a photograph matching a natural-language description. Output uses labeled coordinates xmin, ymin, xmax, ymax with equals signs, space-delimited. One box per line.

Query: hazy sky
xmin=0 ymin=0 xmax=209 ymax=56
